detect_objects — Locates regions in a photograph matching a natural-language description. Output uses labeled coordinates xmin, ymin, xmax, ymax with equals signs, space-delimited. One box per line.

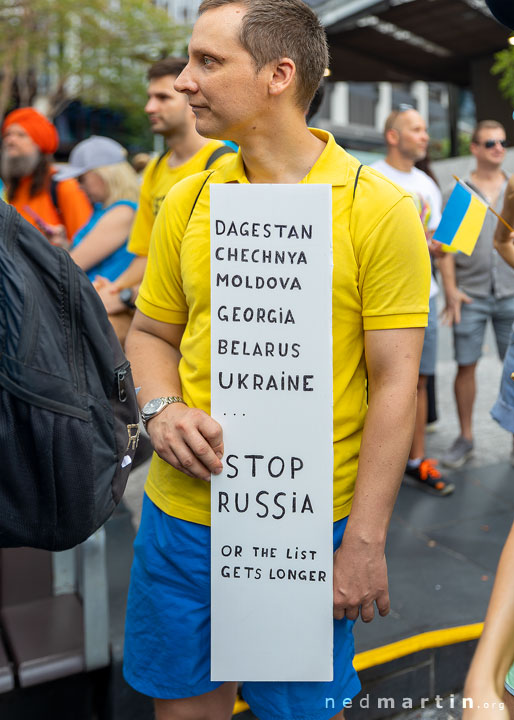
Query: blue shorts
xmin=453 ymin=293 xmax=514 ymax=366
xmin=123 ymin=495 xmax=361 ymax=720
xmin=419 ymin=295 xmax=438 ymax=376
xmin=491 ymin=324 xmax=514 ymax=433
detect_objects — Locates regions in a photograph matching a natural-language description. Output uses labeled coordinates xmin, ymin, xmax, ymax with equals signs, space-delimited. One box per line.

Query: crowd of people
xmin=1 ymin=0 xmax=514 ymax=717
xmin=373 ymin=111 xmax=514 ymax=496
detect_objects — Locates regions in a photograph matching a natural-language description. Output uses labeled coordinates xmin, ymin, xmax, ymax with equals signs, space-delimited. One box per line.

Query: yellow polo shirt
xmin=137 ymin=129 xmax=430 ymax=525
xmin=128 ymin=140 xmax=234 ymax=256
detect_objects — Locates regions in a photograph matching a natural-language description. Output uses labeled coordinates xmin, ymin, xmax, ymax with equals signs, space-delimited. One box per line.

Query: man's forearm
xmin=494 ymin=233 xmax=514 ymax=270
xmin=125 ymin=316 xmax=223 ymax=480
xmin=115 ymin=256 xmax=148 ymax=292
xmin=125 ymin=327 xmax=183 ymax=408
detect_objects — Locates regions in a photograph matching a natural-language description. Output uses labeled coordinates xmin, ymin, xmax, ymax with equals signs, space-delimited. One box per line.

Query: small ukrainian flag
xmin=433 ymin=179 xmax=488 ymax=256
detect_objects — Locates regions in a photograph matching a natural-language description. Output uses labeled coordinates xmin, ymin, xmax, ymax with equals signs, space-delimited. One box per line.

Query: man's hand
xmin=44 ymin=224 xmax=69 ymax=248
xmin=441 ymin=286 xmax=472 ymax=325
xmin=146 ymin=402 xmax=224 ymax=482
xmin=427 ymin=238 xmax=445 ymax=258
xmin=93 ymin=277 xmax=126 ymax=315
xmin=494 ymin=230 xmax=514 ymax=270
xmin=333 ymin=531 xmax=390 ymax=622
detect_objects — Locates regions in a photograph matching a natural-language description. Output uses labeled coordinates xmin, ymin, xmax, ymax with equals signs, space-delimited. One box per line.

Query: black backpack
xmin=0 ymin=201 xmax=140 ymax=551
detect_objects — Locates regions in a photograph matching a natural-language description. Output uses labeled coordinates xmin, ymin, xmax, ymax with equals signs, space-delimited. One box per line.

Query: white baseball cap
xmin=54 ymin=135 xmax=126 ymax=180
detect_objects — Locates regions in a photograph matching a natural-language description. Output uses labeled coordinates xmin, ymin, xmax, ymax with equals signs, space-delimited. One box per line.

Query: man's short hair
xmin=471 ymin=120 xmax=505 ymax=144
xmin=383 ymin=107 xmax=418 ymax=137
xmin=198 ymin=0 xmax=329 ymax=110
xmin=148 ymin=57 xmax=188 ymax=81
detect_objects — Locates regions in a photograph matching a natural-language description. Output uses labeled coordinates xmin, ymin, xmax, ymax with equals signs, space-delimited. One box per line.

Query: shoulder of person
xmin=205 ymin=141 xmax=237 ymax=170
xmin=93 ymin=202 xmax=135 ymax=229
xmin=412 ymin=166 xmax=440 ymax=192
xmin=359 ymin=164 xmax=411 ymax=205
xmin=139 ymin=154 xmax=163 ymax=184
xmin=53 ymin=174 xmax=83 ymax=195
xmin=159 ymin=170 xmax=213 ymax=219
xmin=352 ymin=165 xmax=426 ymax=239
xmin=104 ymin=201 xmax=136 ymax=216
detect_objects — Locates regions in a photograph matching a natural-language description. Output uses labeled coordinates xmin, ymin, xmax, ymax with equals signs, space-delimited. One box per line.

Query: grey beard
xmin=1 ymin=149 xmax=41 ymax=181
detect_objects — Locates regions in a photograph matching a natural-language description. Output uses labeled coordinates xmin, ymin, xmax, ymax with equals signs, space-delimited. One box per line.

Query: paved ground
xmin=122 ymin=302 xmax=513 ymax=719
xmin=424 ymin=314 xmax=512 ymax=470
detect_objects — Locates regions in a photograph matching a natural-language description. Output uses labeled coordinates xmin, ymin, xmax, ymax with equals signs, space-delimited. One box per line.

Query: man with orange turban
xmin=1 ymin=107 xmax=91 ymax=241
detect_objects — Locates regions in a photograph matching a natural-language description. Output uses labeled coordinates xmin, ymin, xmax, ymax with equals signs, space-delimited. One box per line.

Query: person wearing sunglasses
xmin=439 ymin=120 xmax=514 ymax=469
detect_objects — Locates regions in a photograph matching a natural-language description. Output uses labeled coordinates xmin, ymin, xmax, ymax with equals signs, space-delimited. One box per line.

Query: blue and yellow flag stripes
xmin=433 ymin=179 xmax=487 ymax=256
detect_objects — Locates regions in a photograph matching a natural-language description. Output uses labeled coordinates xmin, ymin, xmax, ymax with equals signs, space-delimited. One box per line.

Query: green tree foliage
xmin=0 ymin=0 xmax=187 ymax=121
xmin=492 ymin=47 xmax=514 ymax=108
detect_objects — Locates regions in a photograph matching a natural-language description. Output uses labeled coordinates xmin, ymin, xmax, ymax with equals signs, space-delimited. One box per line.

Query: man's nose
xmin=174 ymin=65 xmax=196 ymax=94
xmin=145 ymin=98 xmax=157 ymax=113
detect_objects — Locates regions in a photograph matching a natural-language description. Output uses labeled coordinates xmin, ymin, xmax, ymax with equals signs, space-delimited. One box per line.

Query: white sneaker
xmin=441 ymin=436 xmax=474 ymax=469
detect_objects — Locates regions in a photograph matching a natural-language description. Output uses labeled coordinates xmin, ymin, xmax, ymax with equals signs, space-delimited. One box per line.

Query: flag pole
xmin=452 ymin=175 xmax=514 ymax=233
xmin=487 ymin=205 xmax=514 ymax=233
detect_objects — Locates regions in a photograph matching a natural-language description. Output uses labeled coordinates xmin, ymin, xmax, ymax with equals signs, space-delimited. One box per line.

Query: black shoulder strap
xmin=187 ymin=172 xmax=214 ymax=224
xmin=205 ymin=145 xmax=236 ymax=170
xmin=152 ymin=150 xmax=170 ymax=179
xmin=353 ymin=164 xmax=363 ymax=200
xmin=49 ymin=176 xmax=66 ymax=224
xmin=50 ymin=177 xmax=60 ymax=213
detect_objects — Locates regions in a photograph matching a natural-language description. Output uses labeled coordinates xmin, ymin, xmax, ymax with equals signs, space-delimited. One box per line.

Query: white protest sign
xmin=210 ymin=184 xmax=334 ymax=682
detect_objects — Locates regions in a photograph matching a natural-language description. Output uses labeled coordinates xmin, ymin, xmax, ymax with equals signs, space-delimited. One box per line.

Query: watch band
xmin=162 ymin=396 xmax=186 ymax=406
xmin=141 ymin=395 xmax=187 ymax=429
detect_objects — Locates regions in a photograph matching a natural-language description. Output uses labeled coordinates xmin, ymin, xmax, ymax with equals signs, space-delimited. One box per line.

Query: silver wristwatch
xmin=140 ymin=396 xmax=186 ymax=428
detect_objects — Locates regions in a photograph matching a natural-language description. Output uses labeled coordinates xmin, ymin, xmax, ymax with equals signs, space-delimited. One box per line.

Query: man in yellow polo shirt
xmin=95 ymin=57 xmax=234 ymax=343
xmin=123 ymin=2 xmax=430 ymax=719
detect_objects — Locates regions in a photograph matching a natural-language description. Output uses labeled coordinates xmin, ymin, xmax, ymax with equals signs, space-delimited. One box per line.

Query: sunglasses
xmin=396 ymin=103 xmax=415 ymax=113
xmin=479 ymin=139 xmax=507 ymax=149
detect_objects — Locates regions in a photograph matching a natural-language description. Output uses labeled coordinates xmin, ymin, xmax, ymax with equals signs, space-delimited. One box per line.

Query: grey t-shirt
xmin=447 ymin=175 xmax=514 ymax=299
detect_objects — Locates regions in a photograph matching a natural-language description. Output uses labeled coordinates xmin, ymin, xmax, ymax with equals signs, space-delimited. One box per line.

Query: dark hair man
xmin=95 ymin=57 xmax=234 ymax=343
xmin=372 ymin=108 xmax=454 ymax=496
xmin=439 ymin=120 xmax=514 ymax=469
xmin=123 ymin=2 xmax=430 ymax=719
xmin=1 ymin=108 xmax=91 ymax=240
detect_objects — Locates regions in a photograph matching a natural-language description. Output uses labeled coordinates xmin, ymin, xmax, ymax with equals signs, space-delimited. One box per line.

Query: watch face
xmin=120 ymin=288 xmax=132 ymax=303
xmin=142 ymin=398 xmax=164 ymax=416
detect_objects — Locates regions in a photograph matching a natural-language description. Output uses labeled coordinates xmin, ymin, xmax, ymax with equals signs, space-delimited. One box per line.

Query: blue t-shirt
xmin=71 ymin=200 xmax=136 ymax=282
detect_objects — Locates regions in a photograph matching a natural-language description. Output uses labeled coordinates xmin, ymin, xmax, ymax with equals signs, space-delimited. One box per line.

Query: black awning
xmin=307 ymin=0 xmax=511 ymax=85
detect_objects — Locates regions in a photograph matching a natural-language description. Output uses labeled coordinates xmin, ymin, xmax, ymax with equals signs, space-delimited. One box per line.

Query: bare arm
xmin=333 ymin=326 xmax=424 ymax=622
xmin=463 ymin=522 xmax=514 ymax=718
xmin=437 ymin=252 xmax=472 ymax=325
xmin=108 ymin=255 xmax=148 ymax=290
xmin=494 ymin=177 xmax=514 ymax=269
xmin=494 ymin=230 xmax=514 ymax=270
xmin=125 ymin=310 xmax=223 ymax=481
xmin=70 ymin=204 xmax=135 ymax=272
xmin=94 ymin=256 xmax=148 ymax=315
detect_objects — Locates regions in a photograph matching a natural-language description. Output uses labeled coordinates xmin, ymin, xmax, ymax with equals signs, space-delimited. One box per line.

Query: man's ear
xmin=385 ymin=127 xmax=399 ymax=148
xmin=268 ymin=57 xmax=296 ymax=97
